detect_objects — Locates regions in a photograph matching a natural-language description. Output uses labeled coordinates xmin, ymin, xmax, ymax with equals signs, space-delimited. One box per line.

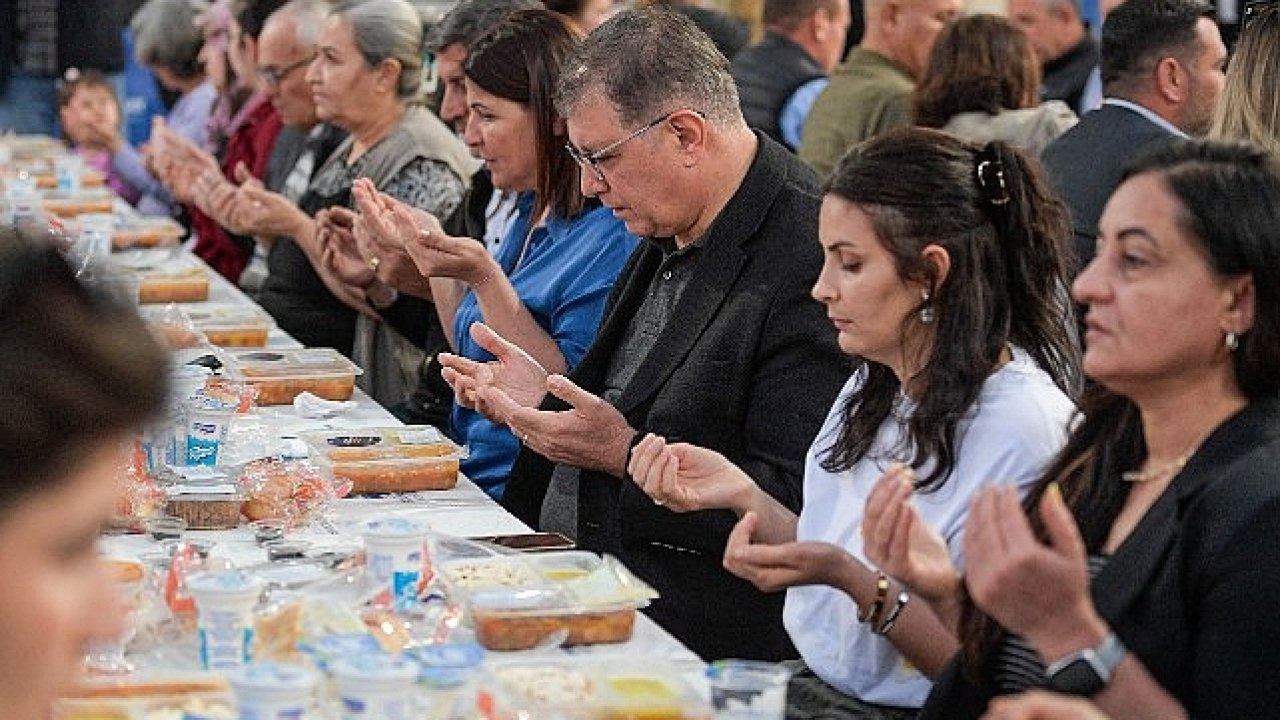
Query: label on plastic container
xmin=198 ymin=611 xmax=255 ymax=671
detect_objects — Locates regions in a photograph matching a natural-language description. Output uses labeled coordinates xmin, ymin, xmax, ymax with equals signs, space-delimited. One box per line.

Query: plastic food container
xmin=187 ymin=571 xmax=265 ymax=671
xmin=470 ymin=587 xmax=638 ymax=650
xmin=178 ymin=304 xmax=274 ymax=347
xmin=362 ymin=518 xmax=428 ymax=609
xmin=303 ymin=426 xmax=464 ymax=493
xmin=39 ymin=188 xmax=115 ymax=216
xmin=114 ymin=252 xmax=210 ymax=303
xmin=437 ymin=555 xmax=544 ymax=600
xmin=332 ymin=654 xmax=421 ymax=720
xmin=162 ymin=468 xmax=244 ymax=529
xmin=110 ymin=216 xmax=184 ymax=249
xmin=480 ymin=660 xmax=710 ymax=720
xmin=54 ymin=672 xmax=234 ymax=720
xmin=228 ymin=662 xmax=318 ymax=720
xmin=220 ymin=349 xmax=362 ymax=405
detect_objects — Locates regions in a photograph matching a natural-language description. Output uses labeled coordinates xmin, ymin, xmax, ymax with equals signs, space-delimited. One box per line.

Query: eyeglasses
xmin=256 ymin=54 xmax=315 ymax=89
xmin=565 ymin=109 xmax=702 ymax=183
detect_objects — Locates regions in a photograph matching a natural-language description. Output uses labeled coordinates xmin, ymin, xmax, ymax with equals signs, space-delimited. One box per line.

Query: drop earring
xmin=919 ymin=289 xmax=935 ymax=324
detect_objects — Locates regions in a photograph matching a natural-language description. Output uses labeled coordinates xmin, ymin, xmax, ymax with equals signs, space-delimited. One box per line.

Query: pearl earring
xmin=919 ymin=289 xmax=935 ymax=324
xmin=1225 ymin=331 xmax=1239 ymax=352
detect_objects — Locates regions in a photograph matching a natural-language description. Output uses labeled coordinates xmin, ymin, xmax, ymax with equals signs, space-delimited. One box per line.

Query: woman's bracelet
xmin=859 ymin=572 xmax=890 ymax=624
xmin=470 ymin=271 xmax=493 ymax=288
xmin=874 ymin=590 xmax=910 ymax=635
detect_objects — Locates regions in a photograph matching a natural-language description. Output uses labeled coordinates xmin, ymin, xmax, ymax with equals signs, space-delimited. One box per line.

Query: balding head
xmin=256 ymin=0 xmax=322 ymax=127
xmin=862 ymin=0 xmax=962 ymax=80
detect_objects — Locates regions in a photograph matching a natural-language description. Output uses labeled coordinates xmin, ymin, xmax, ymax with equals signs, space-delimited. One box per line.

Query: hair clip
xmin=975 ymin=146 xmax=1010 ymax=207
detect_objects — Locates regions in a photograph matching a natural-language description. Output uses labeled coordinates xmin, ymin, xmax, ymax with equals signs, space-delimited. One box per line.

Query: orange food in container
xmin=218 ymin=349 xmax=362 ymax=405
xmin=303 ymin=426 xmax=464 ymax=493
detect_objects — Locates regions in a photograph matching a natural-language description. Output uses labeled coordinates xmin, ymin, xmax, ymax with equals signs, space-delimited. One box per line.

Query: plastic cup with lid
xmin=54 ymin=154 xmax=83 ymax=192
xmin=332 ymin=654 xmax=421 ymax=720
xmin=184 ymin=394 xmax=237 ymax=466
xmin=186 ymin=570 xmax=265 ymax=671
xmin=230 ymin=662 xmax=319 ymax=720
xmin=361 ymin=518 xmax=427 ymax=610
xmin=706 ymin=660 xmax=792 ymax=720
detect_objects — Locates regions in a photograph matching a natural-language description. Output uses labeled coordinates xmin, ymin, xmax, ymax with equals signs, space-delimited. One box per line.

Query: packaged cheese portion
xmin=302 ymin=426 xmax=465 ymax=493
xmin=218 ymin=349 xmax=362 ymax=405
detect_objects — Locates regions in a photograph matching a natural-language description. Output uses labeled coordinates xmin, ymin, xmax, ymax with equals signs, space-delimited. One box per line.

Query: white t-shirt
xmin=783 ymin=348 xmax=1075 ymax=708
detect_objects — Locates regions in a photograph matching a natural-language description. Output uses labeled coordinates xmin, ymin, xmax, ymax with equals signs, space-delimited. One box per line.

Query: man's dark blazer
xmin=922 ymin=399 xmax=1280 ymax=720
xmin=502 ymin=134 xmax=850 ymax=661
xmin=1041 ymin=102 xmax=1175 ymax=271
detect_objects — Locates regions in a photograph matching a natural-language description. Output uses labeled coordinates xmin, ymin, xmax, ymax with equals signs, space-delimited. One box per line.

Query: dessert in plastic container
xmin=109 ymin=216 xmax=184 ymax=250
xmin=465 ymin=553 xmax=656 ymax=651
xmin=112 ymin=251 xmax=209 ymax=303
xmin=303 ymin=426 xmax=465 ymax=493
xmin=39 ymin=188 xmax=116 ymax=216
xmin=178 ymin=304 xmax=274 ymax=347
xmin=219 ymin=349 xmax=362 ymax=405
xmin=158 ymin=466 xmax=244 ymax=530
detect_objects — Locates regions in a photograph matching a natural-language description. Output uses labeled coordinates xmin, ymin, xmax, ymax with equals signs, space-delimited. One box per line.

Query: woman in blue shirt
xmin=353 ymin=10 xmax=639 ymax=498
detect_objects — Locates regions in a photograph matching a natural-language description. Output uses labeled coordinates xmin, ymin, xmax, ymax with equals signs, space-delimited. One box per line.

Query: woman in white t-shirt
xmin=627 ymin=127 xmax=1079 ymax=719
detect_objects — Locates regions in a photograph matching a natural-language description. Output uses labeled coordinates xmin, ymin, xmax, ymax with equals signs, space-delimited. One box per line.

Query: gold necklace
xmin=1121 ymin=433 xmax=1208 ymax=483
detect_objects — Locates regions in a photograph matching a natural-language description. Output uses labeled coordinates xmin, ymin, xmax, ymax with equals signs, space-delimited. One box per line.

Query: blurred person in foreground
xmin=1208 ymin=0 xmax=1280 ymax=155
xmin=440 ymin=8 xmax=849 ymax=660
xmin=0 ymin=227 xmax=167 ymax=720
xmin=731 ymin=0 xmax=852 ymax=150
xmin=914 ymin=14 xmax=1077 ymax=157
xmin=628 ymin=128 xmax=1078 ymax=718
xmin=867 ymin=139 xmax=1280 ymax=720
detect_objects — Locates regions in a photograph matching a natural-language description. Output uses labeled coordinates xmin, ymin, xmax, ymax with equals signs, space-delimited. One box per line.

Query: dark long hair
xmin=958 ymin=138 xmax=1280 ymax=680
xmin=819 ymin=128 xmax=1078 ymax=491
xmin=913 ymin=14 xmax=1041 ymax=128
xmin=465 ymin=9 xmax=585 ymax=223
xmin=0 ymin=229 xmax=167 ymax=515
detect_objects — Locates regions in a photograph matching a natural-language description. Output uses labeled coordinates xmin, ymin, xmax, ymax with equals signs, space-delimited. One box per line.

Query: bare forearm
xmin=429 ymin=276 xmax=466 ymax=351
xmin=472 ymin=273 xmax=566 ymax=376
xmin=830 ymin=560 xmax=960 ymax=679
xmin=732 ymin=486 xmax=799 ymax=544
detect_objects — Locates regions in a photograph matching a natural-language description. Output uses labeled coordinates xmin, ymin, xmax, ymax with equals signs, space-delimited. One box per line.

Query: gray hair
xmin=131 ymin=0 xmax=211 ymax=79
xmin=330 ymin=0 xmax=426 ymax=100
xmin=426 ymin=0 xmax=542 ymax=53
xmin=279 ymin=0 xmax=330 ymax=46
xmin=555 ymin=7 xmax=743 ymax=129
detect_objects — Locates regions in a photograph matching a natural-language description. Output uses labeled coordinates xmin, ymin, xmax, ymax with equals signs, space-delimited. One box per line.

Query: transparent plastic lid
xmin=303 ymin=426 xmax=461 ymax=460
xmin=220 ymin=349 xmax=363 ymax=380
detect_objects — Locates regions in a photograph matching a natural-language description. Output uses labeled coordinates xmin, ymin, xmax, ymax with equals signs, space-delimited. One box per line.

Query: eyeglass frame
xmin=256 ymin=54 xmax=316 ymax=89
xmin=565 ymin=108 xmax=704 ymax=183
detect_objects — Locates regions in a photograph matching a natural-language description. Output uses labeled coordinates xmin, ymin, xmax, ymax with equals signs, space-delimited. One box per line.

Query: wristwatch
xmin=1045 ymin=633 xmax=1128 ymax=696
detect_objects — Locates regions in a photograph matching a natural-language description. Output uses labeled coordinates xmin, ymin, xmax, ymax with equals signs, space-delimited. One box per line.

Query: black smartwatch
xmin=1045 ymin=633 xmax=1128 ymax=696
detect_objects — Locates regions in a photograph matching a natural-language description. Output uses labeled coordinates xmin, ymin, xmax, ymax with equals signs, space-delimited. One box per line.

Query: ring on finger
xmin=368 ymin=256 xmax=381 ymax=271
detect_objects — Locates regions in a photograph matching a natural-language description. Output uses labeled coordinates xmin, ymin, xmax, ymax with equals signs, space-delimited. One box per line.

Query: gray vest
xmin=731 ymin=33 xmax=826 ymax=146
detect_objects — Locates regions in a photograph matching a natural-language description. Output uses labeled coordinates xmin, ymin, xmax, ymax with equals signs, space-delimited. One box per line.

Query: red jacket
xmin=190 ymin=95 xmax=283 ymax=282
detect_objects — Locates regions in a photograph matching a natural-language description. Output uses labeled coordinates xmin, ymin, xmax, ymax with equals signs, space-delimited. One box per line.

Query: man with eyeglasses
xmin=186 ymin=0 xmax=346 ymax=295
xmin=443 ymin=8 xmax=848 ymax=662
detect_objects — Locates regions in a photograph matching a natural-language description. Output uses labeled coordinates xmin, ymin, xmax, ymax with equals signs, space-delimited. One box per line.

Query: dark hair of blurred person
xmin=0 ymin=227 xmax=167 ymax=720
xmin=544 ymin=0 xmax=614 ymax=33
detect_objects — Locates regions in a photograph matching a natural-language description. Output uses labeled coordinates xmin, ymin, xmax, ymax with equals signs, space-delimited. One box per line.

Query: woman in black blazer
xmin=865 ymin=138 xmax=1280 ymax=720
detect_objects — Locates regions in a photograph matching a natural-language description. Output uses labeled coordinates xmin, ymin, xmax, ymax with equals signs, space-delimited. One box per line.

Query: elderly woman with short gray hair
xmin=84 ymin=0 xmax=218 ymax=217
xmin=240 ymin=0 xmax=474 ymax=404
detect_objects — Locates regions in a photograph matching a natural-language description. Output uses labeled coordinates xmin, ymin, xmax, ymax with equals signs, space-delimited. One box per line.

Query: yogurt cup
xmin=361 ymin=518 xmax=427 ymax=609
xmin=332 ymin=654 xmax=420 ymax=720
xmin=230 ymin=662 xmax=318 ymax=720
xmin=187 ymin=570 xmax=265 ymax=671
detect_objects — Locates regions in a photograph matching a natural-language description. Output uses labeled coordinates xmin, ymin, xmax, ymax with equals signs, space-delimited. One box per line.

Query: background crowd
xmin=4 ymin=1 xmax=1280 ymax=720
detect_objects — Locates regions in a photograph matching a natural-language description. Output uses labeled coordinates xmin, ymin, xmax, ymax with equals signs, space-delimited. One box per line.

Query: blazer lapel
xmin=611 ymin=137 xmax=794 ymax=415
xmin=1092 ymin=400 xmax=1280 ymax=621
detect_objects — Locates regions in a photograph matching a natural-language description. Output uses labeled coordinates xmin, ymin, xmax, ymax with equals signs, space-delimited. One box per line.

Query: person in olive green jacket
xmin=798 ymin=0 xmax=961 ymax=178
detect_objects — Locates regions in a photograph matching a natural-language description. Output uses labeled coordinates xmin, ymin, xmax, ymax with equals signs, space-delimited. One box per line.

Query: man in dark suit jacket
xmin=442 ymin=8 xmax=849 ymax=661
xmin=1041 ymin=0 xmax=1226 ymax=271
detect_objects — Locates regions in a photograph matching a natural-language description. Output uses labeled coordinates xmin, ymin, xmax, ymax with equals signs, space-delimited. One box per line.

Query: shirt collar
xmin=1102 ymin=98 xmax=1188 ymax=138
